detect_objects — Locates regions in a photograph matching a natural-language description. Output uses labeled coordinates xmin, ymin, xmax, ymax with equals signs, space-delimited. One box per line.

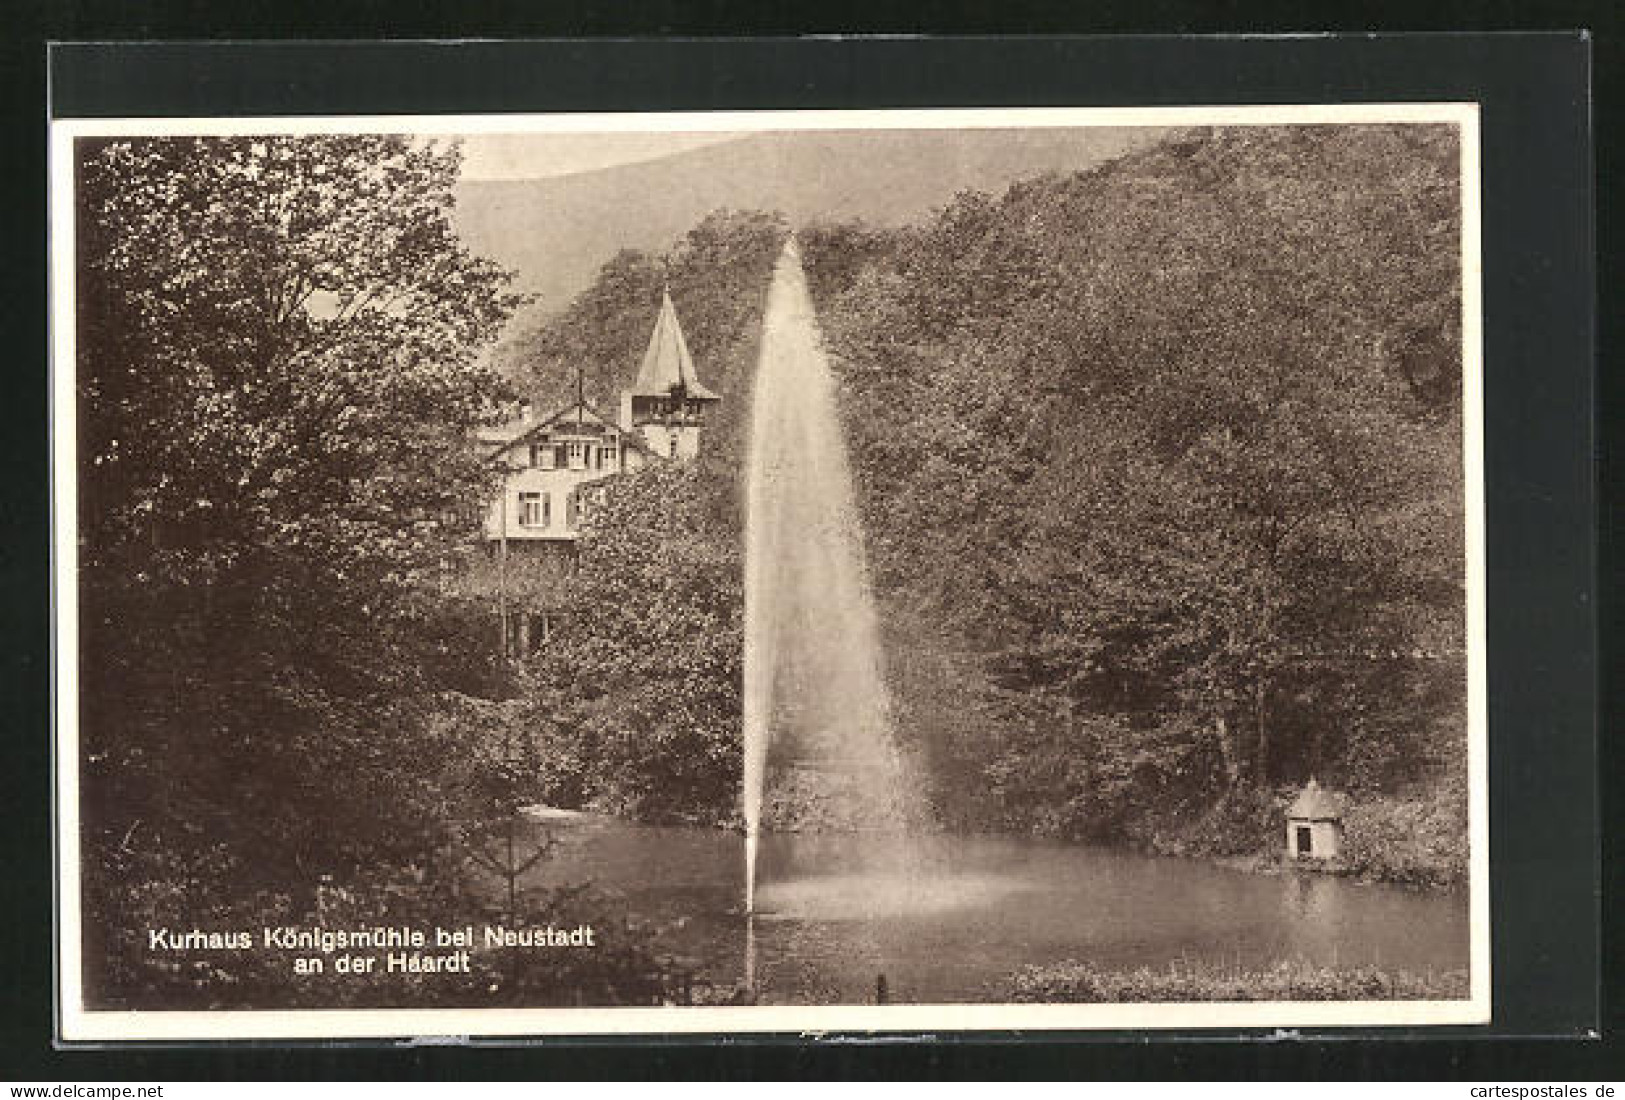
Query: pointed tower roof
xmin=632 ymin=290 xmax=719 ymax=401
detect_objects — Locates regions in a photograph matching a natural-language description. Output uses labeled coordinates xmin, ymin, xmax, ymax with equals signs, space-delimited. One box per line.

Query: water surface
xmin=522 ymin=818 xmax=1469 ymax=1004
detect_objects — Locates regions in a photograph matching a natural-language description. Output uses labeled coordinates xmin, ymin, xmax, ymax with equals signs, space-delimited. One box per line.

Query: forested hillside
xmin=800 ymin=124 xmax=1468 ymax=877
xmin=493 ymin=125 xmax=1468 ymax=882
xmin=454 ymin=127 xmax=1155 ymax=311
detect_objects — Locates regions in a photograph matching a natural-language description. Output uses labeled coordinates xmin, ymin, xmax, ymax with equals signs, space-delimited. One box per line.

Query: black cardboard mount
xmin=25 ymin=32 xmax=1601 ymax=1072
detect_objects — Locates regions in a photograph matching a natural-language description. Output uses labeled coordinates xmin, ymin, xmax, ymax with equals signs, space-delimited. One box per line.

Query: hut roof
xmin=1286 ymin=778 xmax=1343 ymax=821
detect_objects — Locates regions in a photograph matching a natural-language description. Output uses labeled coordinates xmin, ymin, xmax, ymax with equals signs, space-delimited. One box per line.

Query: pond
xmin=518 ymin=817 xmax=1469 ymax=1005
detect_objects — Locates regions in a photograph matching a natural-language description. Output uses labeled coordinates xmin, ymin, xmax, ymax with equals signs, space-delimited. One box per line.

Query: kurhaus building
xmin=477 ymin=290 xmax=721 ymax=557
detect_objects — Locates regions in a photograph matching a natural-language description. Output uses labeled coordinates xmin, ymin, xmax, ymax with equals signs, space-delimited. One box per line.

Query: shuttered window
xmin=519 ymin=492 xmax=544 ymax=527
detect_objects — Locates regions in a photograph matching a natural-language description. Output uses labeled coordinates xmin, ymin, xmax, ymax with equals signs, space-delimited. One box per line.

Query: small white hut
xmin=1285 ymin=778 xmax=1344 ymax=860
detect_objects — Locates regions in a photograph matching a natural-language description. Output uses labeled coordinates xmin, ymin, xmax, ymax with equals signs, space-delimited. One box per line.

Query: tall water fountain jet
xmin=742 ymin=236 xmax=910 ymax=919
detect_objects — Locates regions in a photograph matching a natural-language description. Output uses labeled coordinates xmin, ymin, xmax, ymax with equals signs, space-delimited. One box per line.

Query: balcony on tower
xmin=620 ymin=289 xmax=721 ymax=461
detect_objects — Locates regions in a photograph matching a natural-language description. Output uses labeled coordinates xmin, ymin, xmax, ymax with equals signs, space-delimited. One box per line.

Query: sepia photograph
xmin=52 ymin=106 xmax=1486 ymax=1039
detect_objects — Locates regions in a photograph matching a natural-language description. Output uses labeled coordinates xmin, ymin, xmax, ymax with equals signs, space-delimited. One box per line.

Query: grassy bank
xmin=1132 ymin=780 xmax=1469 ymax=890
xmin=1003 ymin=958 xmax=1470 ymax=1003
xmin=1333 ymin=787 xmax=1470 ymax=888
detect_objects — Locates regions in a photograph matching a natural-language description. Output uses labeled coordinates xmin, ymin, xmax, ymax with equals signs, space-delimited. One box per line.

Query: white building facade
xmin=479 ymin=290 xmax=720 ymax=554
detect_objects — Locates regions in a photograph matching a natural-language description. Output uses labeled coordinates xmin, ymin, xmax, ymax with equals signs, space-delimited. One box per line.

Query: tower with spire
xmin=619 ymin=288 xmax=721 ymax=461
xmin=467 ymin=290 xmax=725 ymax=655
xmin=476 ymin=288 xmax=723 ymax=555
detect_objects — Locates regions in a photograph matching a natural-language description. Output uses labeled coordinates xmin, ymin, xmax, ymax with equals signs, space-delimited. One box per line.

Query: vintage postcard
xmin=52 ymin=105 xmax=1487 ymax=1040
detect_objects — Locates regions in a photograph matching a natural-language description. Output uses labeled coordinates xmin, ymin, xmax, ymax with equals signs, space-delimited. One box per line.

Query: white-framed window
xmin=531 ymin=441 xmax=555 ymax=469
xmin=602 ymin=437 xmax=618 ymax=470
xmin=519 ymin=491 xmax=549 ymax=528
xmin=567 ymin=441 xmax=586 ymax=470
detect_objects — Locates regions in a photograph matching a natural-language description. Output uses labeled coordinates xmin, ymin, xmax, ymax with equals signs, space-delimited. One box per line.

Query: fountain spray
xmin=741 ymin=233 xmax=907 ymax=928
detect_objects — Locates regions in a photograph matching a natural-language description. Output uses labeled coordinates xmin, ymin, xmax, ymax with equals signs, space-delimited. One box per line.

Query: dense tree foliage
xmin=518 ymin=463 xmax=746 ymax=823
xmin=801 ymin=125 xmax=1468 ymax=854
xmin=69 ymin=136 xmax=668 ymax=1006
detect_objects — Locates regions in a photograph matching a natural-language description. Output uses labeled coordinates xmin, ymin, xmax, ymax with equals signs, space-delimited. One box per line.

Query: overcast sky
xmin=457 ymin=132 xmax=746 ymax=180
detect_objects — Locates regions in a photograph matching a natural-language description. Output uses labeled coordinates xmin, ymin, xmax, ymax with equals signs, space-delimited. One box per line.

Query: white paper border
xmin=51 ymin=102 xmax=1488 ymax=1041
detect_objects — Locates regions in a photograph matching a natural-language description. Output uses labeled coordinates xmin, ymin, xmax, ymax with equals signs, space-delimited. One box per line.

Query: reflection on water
xmin=754 ymin=870 xmax=1019 ymax=921
xmin=521 ymin=818 xmax=1468 ymax=1005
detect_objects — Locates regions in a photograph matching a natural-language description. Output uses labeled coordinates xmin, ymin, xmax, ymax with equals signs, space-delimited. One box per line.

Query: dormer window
xmin=530 ymin=441 xmax=555 ymax=469
xmin=602 ymin=438 xmax=618 ymax=470
xmin=567 ymin=441 xmax=586 ymax=470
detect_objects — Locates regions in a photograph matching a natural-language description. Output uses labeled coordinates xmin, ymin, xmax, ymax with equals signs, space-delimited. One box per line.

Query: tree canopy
xmin=75 ymin=134 xmax=525 ymax=922
xmin=802 ymin=124 xmax=1467 ymax=841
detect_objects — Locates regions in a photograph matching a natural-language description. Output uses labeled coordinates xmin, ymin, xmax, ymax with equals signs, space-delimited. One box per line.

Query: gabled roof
xmin=484 ymin=398 xmax=656 ymax=462
xmin=631 ymin=290 xmax=719 ymax=401
xmin=535 ymin=400 xmax=615 ymax=436
xmin=1286 ymin=778 xmax=1343 ymax=821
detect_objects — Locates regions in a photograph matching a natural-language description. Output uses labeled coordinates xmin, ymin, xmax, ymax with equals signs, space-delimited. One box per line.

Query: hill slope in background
xmin=452 ymin=126 xmax=1161 ymax=313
